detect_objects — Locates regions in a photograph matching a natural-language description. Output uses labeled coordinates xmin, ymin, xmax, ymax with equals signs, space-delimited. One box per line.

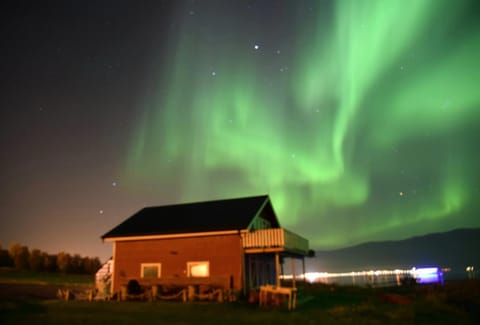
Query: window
xmin=187 ymin=261 xmax=209 ymax=277
xmin=141 ymin=263 xmax=161 ymax=279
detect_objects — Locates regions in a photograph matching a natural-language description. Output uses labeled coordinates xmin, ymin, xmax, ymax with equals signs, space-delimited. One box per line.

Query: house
xmin=100 ymin=195 xmax=310 ymax=297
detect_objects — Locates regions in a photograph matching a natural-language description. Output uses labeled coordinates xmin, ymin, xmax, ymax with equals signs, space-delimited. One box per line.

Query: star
xmin=112 ymin=181 xmax=117 ymax=187
xmin=399 ymin=192 xmax=404 ymax=196
xmin=99 ymin=210 xmax=104 ymax=214
xmin=211 ymin=71 xmax=216 ymax=76
xmin=254 ymin=44 xmax=259 ymax=50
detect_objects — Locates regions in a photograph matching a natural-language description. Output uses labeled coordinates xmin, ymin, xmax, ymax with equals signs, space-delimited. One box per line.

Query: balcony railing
xmin=242 ymin=228 xmax=309 ymax=255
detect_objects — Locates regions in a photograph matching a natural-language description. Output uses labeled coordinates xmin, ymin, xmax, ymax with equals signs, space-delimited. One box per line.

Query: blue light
xmin=412 ymin=267 xmax=444 ymax=284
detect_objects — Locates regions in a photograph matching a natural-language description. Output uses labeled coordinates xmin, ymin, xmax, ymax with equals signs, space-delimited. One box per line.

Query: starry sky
xmin=1 ymin=0 xmax=479 ymax=263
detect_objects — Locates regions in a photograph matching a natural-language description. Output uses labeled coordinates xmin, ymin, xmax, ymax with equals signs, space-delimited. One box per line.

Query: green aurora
xmin=125 ymin=0 xmax=480 ymax=249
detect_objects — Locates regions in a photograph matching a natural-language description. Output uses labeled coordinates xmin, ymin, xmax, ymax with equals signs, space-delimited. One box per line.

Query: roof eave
xmin=102 ymin=229 xmax=249 ymax=242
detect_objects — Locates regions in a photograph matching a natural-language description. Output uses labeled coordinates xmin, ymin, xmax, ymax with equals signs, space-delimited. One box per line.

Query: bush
xmin=127 ymin=280 xmax=143 ymax=295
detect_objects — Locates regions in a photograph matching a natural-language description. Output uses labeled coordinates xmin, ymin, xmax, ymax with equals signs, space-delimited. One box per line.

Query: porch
xmin=241 ymin=228 xmax=309 ymax=255
xmin=241 ymin=228 xmax=310 ymax=293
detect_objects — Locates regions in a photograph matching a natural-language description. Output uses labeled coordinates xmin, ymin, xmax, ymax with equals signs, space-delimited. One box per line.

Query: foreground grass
xmin=0 ymin=299 xmax=418 ymax=325
xmin=0 ymin=271 xmax=479 ymax=324
xmin=2 ymin=300 xmax=331 ymax=325
xmin=1 ymin=291 xmax=478 ymax=325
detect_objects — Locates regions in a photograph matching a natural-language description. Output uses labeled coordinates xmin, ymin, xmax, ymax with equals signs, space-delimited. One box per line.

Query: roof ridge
xmin=143 ymin=194 xmax=269 ymax=209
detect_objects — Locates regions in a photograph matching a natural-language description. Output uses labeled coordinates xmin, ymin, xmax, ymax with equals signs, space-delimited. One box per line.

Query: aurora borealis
xmin=1 ymin=0 xmax=479 ymax=261
xmin=126 ymin=0 xmax=480 ymax=248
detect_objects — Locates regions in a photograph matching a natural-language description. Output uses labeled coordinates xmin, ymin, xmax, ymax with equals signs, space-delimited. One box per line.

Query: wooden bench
xmin=259 ymin=285 xmax=297 ymax=310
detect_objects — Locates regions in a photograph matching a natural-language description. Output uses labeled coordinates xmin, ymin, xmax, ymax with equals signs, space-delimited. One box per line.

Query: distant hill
xmin=306 ymin=228 xmax=480 ymax=273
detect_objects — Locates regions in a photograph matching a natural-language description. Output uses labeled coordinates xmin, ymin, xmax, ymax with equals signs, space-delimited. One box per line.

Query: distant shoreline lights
xmin=282 ymin=267 xmax=445 ymax=286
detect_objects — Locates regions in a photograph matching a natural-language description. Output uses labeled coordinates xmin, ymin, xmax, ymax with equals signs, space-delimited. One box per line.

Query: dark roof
xmin=101 ymin=195 xmax=278 ymax=239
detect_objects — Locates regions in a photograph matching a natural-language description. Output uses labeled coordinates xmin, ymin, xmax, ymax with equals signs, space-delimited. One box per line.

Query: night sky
xmin=1 ymin=0 xmax=479 ymax=263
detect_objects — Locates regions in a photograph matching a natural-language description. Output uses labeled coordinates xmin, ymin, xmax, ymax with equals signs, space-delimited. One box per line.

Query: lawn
xmin=1 ymin=269 xmax=479 ymax=324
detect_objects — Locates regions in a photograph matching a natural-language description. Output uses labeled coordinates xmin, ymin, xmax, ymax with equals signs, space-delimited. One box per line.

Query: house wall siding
xmin=112 ymin=234 xmax=243 ymax=293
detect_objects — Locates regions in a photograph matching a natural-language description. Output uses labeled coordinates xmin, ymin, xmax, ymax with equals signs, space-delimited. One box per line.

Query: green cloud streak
xmin=125 ymin=0 xmax=480 ymax=248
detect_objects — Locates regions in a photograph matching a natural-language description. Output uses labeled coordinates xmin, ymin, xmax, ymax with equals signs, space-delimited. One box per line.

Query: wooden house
xmin=101 ymin=195 xmax=310 ymax=296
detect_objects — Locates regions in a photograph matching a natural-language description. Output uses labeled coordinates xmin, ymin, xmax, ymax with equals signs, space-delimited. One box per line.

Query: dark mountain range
xmin=306 ymin=228 xmax=480 ymax=274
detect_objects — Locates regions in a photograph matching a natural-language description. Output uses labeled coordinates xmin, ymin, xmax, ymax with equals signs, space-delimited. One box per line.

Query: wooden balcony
xmin=241 ymin=228 xmax=309 ymax=255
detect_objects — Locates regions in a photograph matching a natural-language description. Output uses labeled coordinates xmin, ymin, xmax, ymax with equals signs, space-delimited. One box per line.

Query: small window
xmin=187 ymin=261 xmax=209 ymax=277
xmin=141 ymin=263 xmax=161 ymax=279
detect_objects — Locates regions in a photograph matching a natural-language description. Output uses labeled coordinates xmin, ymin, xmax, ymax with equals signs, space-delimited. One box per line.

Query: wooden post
xmin=217 ymin=289 xmax=223 ymax=302
xmin=88 ymin=289 xmax=93 ymax=301
xmin=275 ymin=252 xmax=280 ymax=287
xmin=120 ymin=285 xmax=127 ymax=301
xmin=188 ymin=285 xmax=195 ymax=301
xmin=280 ymin=262 xmax=284 ymax=279
xmin=291 ymin=257 xmax=296 ymax=289
xmin=181 ymin=289 xmax=186 ymax=302
xmin=111 ymin=242 xmax=116 ymax=296
xmin=302 ymin=257 xmax=306 ymax=283
xmin=241 ymin=250 xmax=247 ymax=297
xmin=151 ymin=285 xmax=158 ymax=301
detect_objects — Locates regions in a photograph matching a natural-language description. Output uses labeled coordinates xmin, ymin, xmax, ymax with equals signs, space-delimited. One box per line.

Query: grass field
xmin=1 ymin=269 xmax=479 ymax=324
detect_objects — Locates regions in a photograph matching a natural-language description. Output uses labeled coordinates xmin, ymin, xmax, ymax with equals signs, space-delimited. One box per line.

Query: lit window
xmin=141 ymin=263 xmax=161 ymax=279
xmin=187 ymin=261 xmax=209 ymax=277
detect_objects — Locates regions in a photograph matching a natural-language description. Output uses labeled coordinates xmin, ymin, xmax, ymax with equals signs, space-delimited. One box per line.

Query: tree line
xmin=0 ymin=242 xmax=102 ymax=275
